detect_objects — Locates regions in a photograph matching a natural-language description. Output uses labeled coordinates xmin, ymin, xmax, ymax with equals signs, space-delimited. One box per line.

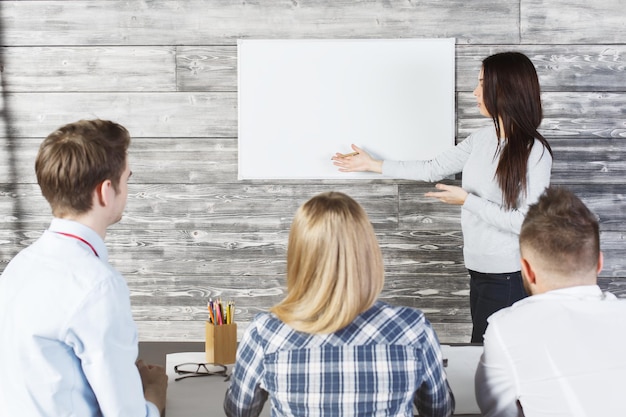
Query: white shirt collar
xmin=48 ymin=218 xmax=108 ymax=262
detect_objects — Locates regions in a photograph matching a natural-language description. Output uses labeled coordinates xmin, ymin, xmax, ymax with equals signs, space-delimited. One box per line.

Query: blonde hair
xmin=271 ymin=192 xmax=384 ymax=334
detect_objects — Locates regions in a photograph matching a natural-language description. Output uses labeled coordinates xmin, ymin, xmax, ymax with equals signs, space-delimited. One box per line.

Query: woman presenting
xmin=332 ymin=52 xmax=553 ymax=343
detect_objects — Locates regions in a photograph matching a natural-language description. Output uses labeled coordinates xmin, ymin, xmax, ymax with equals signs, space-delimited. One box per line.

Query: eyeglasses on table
xmin=173 ymin=362 xmax=230 ymax=382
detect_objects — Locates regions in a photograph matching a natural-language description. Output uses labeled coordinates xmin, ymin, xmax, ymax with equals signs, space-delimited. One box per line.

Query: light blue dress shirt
xmin=0 ymin=218 xmax=159 ymax=417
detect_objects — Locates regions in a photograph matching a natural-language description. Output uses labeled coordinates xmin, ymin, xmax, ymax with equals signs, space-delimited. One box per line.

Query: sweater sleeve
xmin=382 ymin=136 xmax=473 ymax=182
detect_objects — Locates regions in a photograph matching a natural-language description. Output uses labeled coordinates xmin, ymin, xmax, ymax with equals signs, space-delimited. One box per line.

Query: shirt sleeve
xmin=474 ymin=319 xmax=522 ymax=417
xmin=382 ymin=135 xmax=473 ymax=182
xmin=64 ymin=270 xmax=158 ymax=417
xmin=413 ymin=319 xmax=455 ymax=417
xmin=463 ymin=142 xmax=552 ymax=234
xmin=224 ymin=319 xmax=269 ymax=417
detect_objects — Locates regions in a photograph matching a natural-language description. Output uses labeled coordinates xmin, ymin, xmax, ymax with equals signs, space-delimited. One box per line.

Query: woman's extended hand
xmin=331 ymin=144 xmax=383 ymax=173
xmin=424 ymin=183 xmax=468 ymax=205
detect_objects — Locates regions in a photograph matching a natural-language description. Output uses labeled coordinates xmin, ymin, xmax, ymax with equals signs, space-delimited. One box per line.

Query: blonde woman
xmin=224 ymin=192 xmax=454 ymax=417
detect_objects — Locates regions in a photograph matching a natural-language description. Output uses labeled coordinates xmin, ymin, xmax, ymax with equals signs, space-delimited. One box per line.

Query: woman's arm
xmin=332 ymin=136 xmax=473 ymax=182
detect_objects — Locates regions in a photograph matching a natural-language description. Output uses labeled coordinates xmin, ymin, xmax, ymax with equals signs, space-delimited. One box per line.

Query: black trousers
xmin=469 ymin=269 xmax=527 ymax=343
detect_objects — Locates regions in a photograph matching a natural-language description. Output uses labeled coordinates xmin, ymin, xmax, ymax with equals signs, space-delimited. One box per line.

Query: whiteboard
xmin=238 ymin=38 xmax=455 ymax=180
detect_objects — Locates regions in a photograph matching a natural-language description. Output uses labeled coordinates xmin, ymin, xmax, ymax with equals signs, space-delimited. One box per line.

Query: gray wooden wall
xmin=0 ymin=1 xmax=624 ymax=343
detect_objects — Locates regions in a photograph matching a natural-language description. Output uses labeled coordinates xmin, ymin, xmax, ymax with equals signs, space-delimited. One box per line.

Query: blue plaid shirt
xmin=224 ymin=301 xmax=454 ymax=417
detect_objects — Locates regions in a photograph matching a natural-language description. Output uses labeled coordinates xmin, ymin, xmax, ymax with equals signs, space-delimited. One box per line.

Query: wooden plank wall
xmin=0 ymin=1 xmax=624 ymax=343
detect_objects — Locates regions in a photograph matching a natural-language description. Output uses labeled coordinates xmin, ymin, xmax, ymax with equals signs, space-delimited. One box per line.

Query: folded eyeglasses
xmin=173 ymin=362 xmax=230 ymax=381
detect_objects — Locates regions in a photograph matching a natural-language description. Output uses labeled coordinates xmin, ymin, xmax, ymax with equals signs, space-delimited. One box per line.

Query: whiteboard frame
xmin=237 ymin=38 xmax=456 ymax=180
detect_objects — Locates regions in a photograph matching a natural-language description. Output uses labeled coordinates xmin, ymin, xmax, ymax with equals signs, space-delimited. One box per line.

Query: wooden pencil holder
xmin=205 ymin=322 xmax=237 ymax=365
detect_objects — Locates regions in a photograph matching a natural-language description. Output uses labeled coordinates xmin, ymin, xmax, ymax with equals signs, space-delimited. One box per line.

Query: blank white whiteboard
xmin=238 ymin=38 xmax=455 ymax=180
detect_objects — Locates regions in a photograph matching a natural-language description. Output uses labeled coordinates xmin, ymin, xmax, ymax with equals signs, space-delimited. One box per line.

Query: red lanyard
xmin=54 ymin=232 xmax=99 ymax=258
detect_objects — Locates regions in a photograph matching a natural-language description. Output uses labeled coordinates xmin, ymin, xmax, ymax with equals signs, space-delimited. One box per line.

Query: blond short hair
xmin=271 ymin=192 xmax=384 ymax=334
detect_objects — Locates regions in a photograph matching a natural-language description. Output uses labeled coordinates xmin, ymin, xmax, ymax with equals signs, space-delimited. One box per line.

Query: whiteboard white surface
xmin=238 ymin=38 xmax=455 ymax=180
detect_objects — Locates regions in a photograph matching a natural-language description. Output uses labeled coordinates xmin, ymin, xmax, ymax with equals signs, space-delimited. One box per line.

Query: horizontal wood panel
xmin=0 ymin=0 xmax=519 ymax=46
xmin=566 ymin=185 xmax=626 ymax=235
xmin=399 ymin=182 xmax=626 ymax=233
xmin=458 ymin=92 xmax=626 ymax=139
xmin=3 ymin=137 xmax=624 ymax=186
xmin=1 ymin=223 xmax=622 ymax=279
xmin=130 ymin=300 xmax=471 ymax=325
xmin=0 ymin=47 xmax=176 ymax=92
xmin=0 ymin=138 xmax=239 ymax=184
xmin=179 ymin=44 xmax=626 ymax=93
xmin=2 ymin=183 xmax=624 ymax=234
xmin=1 ymin=229 xmax=622 ymax=277
xmin=109 ymin=235 xmax=626 ymax=279
xmin=127 ymin=275 xmax=471 ymax=315
xmin=550 ymin=139 xmax=626 ymax=184
xmin=3 ymin=44 xmax=624 ymax=93
xmin=521 ymin=0 xmax=626 ymax=44
xmin=456 ymin=45 xmax=626 ymax=92
xmin=130 ymin=299 xmax=475 ymax=326
xmin=0 ymin=91 xmax=388 ymax=142
xmin=0 ymin=93 xmax=237 ymax=138
xmin=104 ymin=240 xmax=467 ymax=278
xmin=398 ymin=183 xmax=463 ymax=232
xmin=176 ymin=46 xmax=237 ymax=92
xmin=0 ymin=183 xmax=399 ymax=230
xmin=0 ymin=91 xmax=621 ymax=140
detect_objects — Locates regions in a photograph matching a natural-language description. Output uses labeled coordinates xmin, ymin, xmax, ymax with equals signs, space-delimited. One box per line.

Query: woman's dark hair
xmin=482 ymin=52 xmax=553 ymax=209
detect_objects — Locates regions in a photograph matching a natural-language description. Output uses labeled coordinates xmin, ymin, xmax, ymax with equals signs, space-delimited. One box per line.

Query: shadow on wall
xmin=0 ymin=10 xmax=23 ymax=261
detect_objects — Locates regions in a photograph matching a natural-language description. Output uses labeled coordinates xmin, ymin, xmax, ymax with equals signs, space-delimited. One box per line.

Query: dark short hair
xmin=35 ymin=119 xmax=130 ymax=217
xmin=520 ymin=186 xmax=600 ymax=275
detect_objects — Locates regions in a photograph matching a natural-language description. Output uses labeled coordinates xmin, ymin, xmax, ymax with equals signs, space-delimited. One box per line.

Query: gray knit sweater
xmin=383 ymin=126 xmax=552 ymax=273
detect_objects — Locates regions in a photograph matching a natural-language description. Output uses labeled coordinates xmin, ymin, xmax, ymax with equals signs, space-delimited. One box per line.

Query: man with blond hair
xmin=475 ymin=186 xmax=626 ymax=416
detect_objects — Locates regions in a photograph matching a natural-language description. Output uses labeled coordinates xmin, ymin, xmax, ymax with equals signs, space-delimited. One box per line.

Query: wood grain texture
xmin=1 ymin=90 xmax=622 ymax=140
xmin=457 ymin=92 xmax=626 ymax=140
xmin=0 ymin=47 xmax=176 ymax=92
xmin=4 ymin=136 xmax=625 ymax=187
xmin=4 ymin=44 xmax=624 ymax=94
xmin=0 ymin=93 xmax=237 ymax=138
xmin=176 ymin=46 xmax=237 ymax=92
xmin=0 ymin=0 xmax=520 ymax=46
xmin=0 ymin=0 xmax=624 ymax=343
xmin=521 ymin=0 xmax=626 ymax=44
xmin=550 ymin=139 xmax=626 ymax=185
xmin=456 ymin=45 xmax=626 ymax=92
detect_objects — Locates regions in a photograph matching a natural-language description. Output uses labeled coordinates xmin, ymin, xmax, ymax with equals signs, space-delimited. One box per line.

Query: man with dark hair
xmin=475 ymin=186 xmax=626 ymax=416
xmin=0 ymin=120 xmax=167 ymax=416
